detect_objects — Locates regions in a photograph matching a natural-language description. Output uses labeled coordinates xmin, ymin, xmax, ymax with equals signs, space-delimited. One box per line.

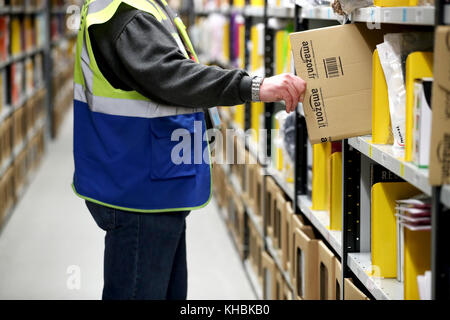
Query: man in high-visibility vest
xmin=73 ymin=0 xmax=306 ymax=300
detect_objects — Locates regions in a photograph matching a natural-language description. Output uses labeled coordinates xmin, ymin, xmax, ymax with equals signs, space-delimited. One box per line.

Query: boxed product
xmin=317 ymin=241 xmax=336 ymax=300
xmin=344 ymin=278 xmax=369 ymax=300
xmin=281 ymin=201 xmax=294 ymax=272
xmin=11 ymin=61 xmax=24 ymax=106
xmin=429 ymin=26 xmax=450 ymax=185
xmin=289 ymin=213 xmax=306 ymax=286
xmin=265 ymin=176 xmax=277 ymax=240
xmin=293 ymin=225 xmax=319 ymax=300
xmin=0 ymin=16 xmax=9 ymax=62
xmin=262 ymin=251 xmax=276 ymax=300
xmin=412 ymin=79 xmax=432 ymax=168
xmin=290 ymin=23 xmax=384 ymax=144
xmin=25 ymin=58 xmax=34 ymax=95
xmin=334 ymin=257 xmax=342 ymax=300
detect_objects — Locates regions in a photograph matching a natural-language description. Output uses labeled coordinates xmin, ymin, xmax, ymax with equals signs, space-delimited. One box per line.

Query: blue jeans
xmin=85 ymin=201 xmax=190 ymax=300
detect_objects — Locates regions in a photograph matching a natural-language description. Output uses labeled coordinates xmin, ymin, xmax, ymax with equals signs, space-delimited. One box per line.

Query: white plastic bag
xmin=377 ymin=33 xmax=433 ymax=154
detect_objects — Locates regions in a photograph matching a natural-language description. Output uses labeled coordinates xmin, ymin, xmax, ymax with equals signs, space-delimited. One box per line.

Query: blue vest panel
xmin=73 ymin=99 xmax=212 ymax=212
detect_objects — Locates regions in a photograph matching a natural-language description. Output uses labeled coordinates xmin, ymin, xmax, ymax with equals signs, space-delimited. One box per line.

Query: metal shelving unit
xmin=349 ymin=136 xmax=432 ymax=196
xmin=192 ymin=0 xmax=450 ymax=300
xmin=300 ymin=5 xmax=338 ymax=20
xmin=348 ymin=252 xmax=404 ymax=300
xmin=298 ymin=195 xmax=342 ymax=257
xmin=351 ymin=5 xmax=435 ymax=25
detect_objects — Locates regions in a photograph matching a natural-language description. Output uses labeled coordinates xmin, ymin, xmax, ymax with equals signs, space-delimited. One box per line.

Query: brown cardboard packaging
xmin=248 ymin=219 xmax=264 ymax=286
xmin=344 ymin=278 xmax=370 ymax=300
xmin=261 ymin=251 xmax=276 ymax=300
xmin=429 ymin=26 xmax=450 ymax=185
xmin=281 ymin=201 xmax=294 ymax=272
xmin=13 ymin=108 xmax=24 ymax=147
xmin=293 ymin=225 xmax=319 ymax=300
xmin=0 ymin=117 xmax=12 ymax=166
xmin=254 ymin=164 xmax=264 ymax=217
xmin=318 ymin=241 xmax=336 ymax=300
xmin=244 ymin=151 xmax=257 ymax=210
xmin=289 ymin=213 xmax=306 ymax=286
xmin=334 ymin=257 xmax=343 ymax=300
xmin=273 ymin=192 xmax=286 ymax=251
xmin=265 ymin=176 xmax=277 ymax=240
xmin=14 ymin=149 xmax=27 ymax=193
xmin=282 ymin=279 xmax=293 ymax=300
xmin=274 ymin=267 xmax=284 ymax=300
xmin=290 ymin=24 xmax=384 ymax=144
xmin=230 ymin=190 xmax=245 ymax=259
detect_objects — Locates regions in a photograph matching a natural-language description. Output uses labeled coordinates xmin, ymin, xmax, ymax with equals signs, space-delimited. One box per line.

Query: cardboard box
xmin=334 ymin=257 xmax=343 ymax=300
xmin=13 ymin=108 xmax=24 ymax=146
xmin=274 ymin=267 xmax=284 ymax=300
xmin=289 ymin=213 xmax=307 ymax=285
xmin=293 ymin=225 xmax=319 ymax=300
xmin=344 ymin=278 xmax=370 ymax=300
xmin=282 ymin=279 xmax=293 ymax=300
xmin=0 ymin=116 xmax=12 ymax=166
xmin=14 ymin=149 xmax=27 ymax=193
xmin=261 ymin=251 xmax=276 ymax=300
xmin=290 ymin=24 xmax=384 ymax=144
xmin=281 ymin=201 xmax=294 ymax=272
xmin=248 ymin=219 xmax=264 ymax=286
xmin=254 ymin=164 xmax=264 ymax=217
xmin=429 ymin=26 xmax=450 ymax=185
xmin=273 ymin=192 xmax=286 ymax=251
xmin=230 ymin=190 xmax=245 ymax=259
xmin=265 ymin=176 xmax=277 ymax=240
xmin=318 ymin=241 xmax=336 ymax=300
xmin=243 ymin=151 xmax=257 ymax=210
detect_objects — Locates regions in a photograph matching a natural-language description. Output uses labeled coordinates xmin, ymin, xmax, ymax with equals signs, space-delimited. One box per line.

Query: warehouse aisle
xmin=0 ymin=110 xmax=255 ymax=300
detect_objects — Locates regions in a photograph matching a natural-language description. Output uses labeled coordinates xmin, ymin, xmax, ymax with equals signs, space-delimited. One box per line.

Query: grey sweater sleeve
xmin=91 ymin=8 xmax=252 ymax=108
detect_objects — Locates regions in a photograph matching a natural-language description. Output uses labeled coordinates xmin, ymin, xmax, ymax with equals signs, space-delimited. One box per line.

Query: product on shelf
xmin=25 ymin=57 xmax=34 ymax=95
xmin=318 ymin=241 xmax=336 ymax=300
xmin=35 ymin=13 xmax=47 ymax=48
xmin=376 ymin=32 xmax=433 ymax=155
xmin=372 ymin=49 xmax=394 ymax=144
xmin=411 ymin=79 xmax=432 ymax=168
xmin=371 ymin=181 xmax=421 ymax=278
xmin=417 ymin=270 xmax=431 ymax=300
xmin=10 ymin=61 xmax=24 ymax=106
xmin=0 ymin=69 xmax=5 ymax=112
xmin=24 ymin=16 xmax=33 ymax=52
xmin=293 ymin=225 xmax=319 ymax=299
xmin=311 ymin=142 xmax=331 ymax=211
xmin=0 ymin=16 xmax=9 ymax=62
xmin=429 ymin=26 xmax=450 ymax=186
xmin=10 ymin=17 xmax=22 ymax=56
xmin=404 ymin=51 xmax=433 ymax=162
xmin=34 ymin=53 xmax=44 ymax=88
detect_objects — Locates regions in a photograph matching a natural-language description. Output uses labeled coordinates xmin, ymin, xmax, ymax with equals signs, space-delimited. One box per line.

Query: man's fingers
xmin=283 ymin=90 xmax=293 ymax=113
xmin=284 ymin=83 xmax=298 ymax=112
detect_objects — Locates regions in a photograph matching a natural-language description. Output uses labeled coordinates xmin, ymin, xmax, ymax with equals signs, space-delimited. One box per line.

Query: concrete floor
xmin=0 ymin=109 xmax=255 ymax=300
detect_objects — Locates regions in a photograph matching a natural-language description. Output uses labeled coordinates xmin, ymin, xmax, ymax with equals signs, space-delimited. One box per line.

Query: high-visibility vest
xmin=72 ymin=0 xmax=212 ymax=212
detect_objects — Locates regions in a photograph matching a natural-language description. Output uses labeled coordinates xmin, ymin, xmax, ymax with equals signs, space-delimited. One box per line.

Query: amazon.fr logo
xmin=299 ymin=41 xmax=318 ymax=80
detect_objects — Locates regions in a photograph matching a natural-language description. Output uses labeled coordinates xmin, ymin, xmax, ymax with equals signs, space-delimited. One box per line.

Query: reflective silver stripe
xmin=76 ymin=0 xmax=201 ymax=119
xmin=74 ymin=83 xmax=201 ymax=118
xmin=74 ymin=83 xmax=87 ymax=103
xmin=88 ymin=0 xmax=113 ymax=14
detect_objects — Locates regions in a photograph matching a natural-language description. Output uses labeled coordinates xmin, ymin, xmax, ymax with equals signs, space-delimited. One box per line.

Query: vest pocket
xmin=149 ymin=114 xmax=198 ymax=180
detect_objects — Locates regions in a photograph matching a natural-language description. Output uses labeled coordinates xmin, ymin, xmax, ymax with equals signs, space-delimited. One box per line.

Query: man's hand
xmin=259 ymin=73 xmax=307 ymax=114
